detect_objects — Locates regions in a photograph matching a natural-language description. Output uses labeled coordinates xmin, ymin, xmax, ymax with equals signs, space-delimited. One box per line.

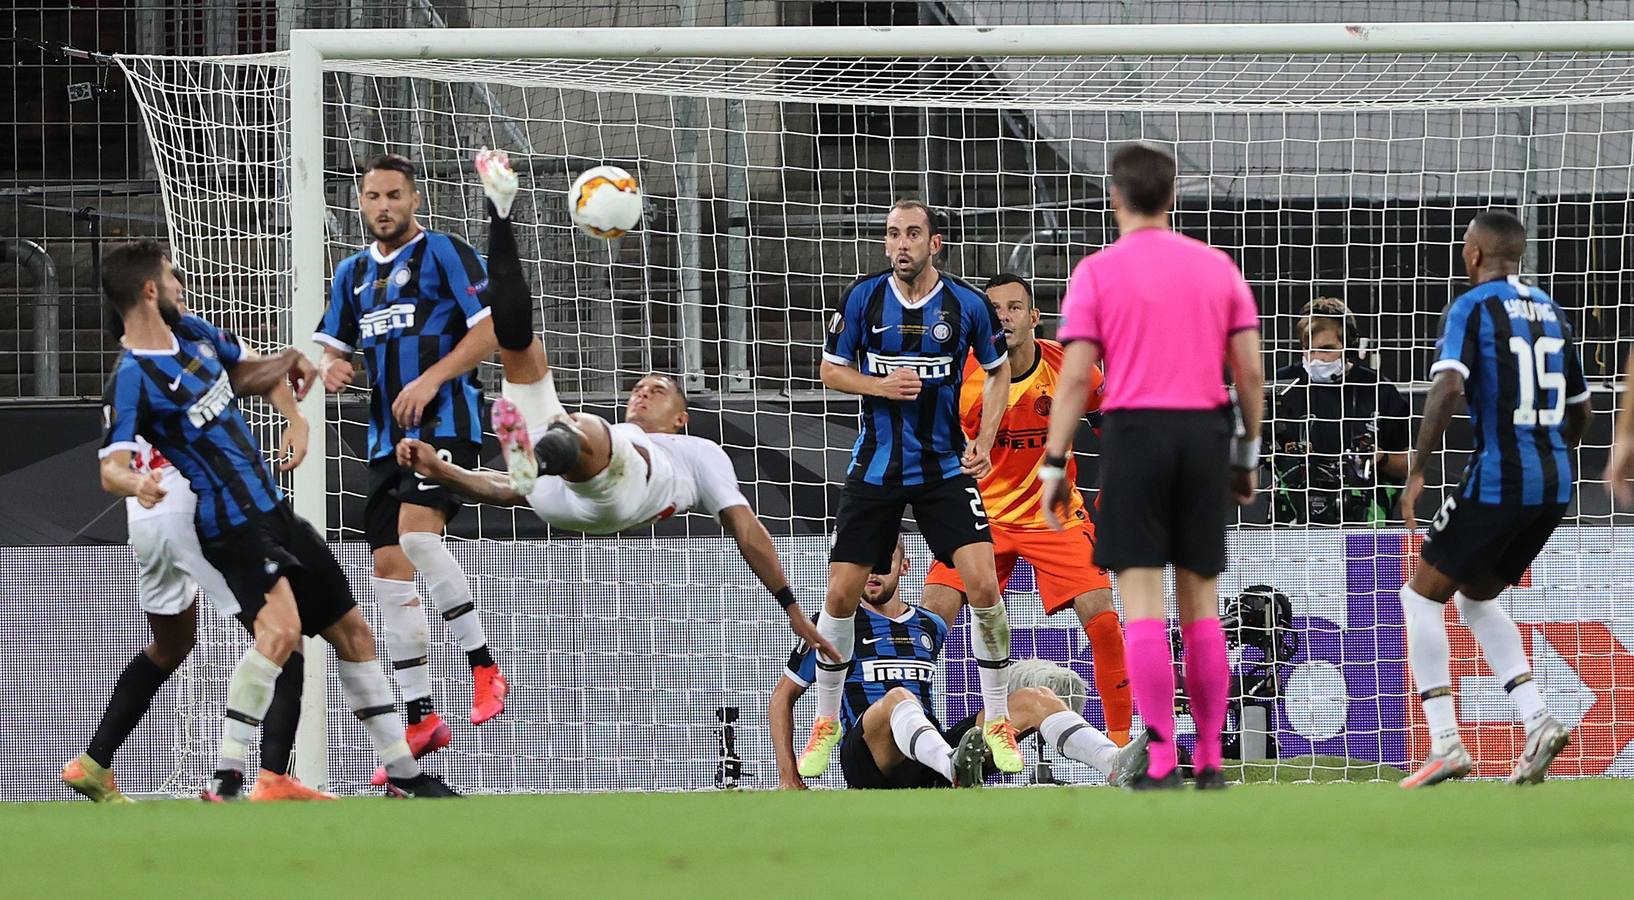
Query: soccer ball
xmin=568 ymin=165 xmax=642 ymax=239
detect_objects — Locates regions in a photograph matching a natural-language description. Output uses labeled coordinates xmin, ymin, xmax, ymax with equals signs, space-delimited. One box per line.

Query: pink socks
xmin=1124 ymin=619 xmax=1178 ymax=778
xmin=1182 ymin=618 xmax=1229 ymax=773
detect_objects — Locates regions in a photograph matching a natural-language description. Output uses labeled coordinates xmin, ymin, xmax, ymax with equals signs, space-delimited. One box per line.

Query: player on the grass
xmin=1042 ymin=143 xmax=1263 ymax=791
xmin=920 ymin=273 xmax=1133 ymax=746
xmin=314 ymin=153 xmax=507 ymax=775
xmin=395 ymin=149 xmax=837 ymax=661
xmin=1397 ymin=210 xmax=1589 ymax=789
xmin=66 ymin=287 xmax=329 ymax=803
xmin=806 ymin=199 xmax=1022 ymax=779
xmin=99 ymin=240 xmax=455 ymax=799
xmin=771 ymin=536 xmax=1147 ymax=790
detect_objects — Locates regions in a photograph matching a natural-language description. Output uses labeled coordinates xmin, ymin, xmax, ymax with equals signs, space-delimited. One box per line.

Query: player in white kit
xmin=394 ymin=149 xmax=838 ymax=661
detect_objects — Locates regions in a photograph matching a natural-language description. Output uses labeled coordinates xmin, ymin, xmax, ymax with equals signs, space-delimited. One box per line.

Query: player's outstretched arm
xmin=767 ymin=675 xmax=809 ymax=790
xmin=98 ymin=451 xmax=167 ymax=509
xmin=719 ymin=505 xmax=840 ymax=662
xmin=396 ymin=437 xmax=526 ymax=507
xmin=229 ymin=348 xmax=316 ymax=400
xmin=1401 ymin=370 xmax=1465 ymax=531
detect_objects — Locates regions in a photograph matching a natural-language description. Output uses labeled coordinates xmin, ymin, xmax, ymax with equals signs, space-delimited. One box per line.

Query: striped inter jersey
xmin=958 ymin=339 xmax=1103 ymax=530
xmin=784 ymin=604 xmax=948 ymax=731
xmin=314 ymin=229 xmax=492 ymax=461
xmin=822 ymin=270 xmax=1007 ymax=486
xmin=98 ymin=315 xmax=282 ymax=539
xmin=1431 ymin=275 xmax=1589 ymax=506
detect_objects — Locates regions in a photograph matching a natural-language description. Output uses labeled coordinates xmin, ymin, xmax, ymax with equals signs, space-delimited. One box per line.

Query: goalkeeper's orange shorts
xmin=924 ymin=520 xmax=1111 ymax=615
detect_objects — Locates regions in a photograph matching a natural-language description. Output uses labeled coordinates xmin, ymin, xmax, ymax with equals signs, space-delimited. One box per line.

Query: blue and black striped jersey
xmin=1432 ymin=275 xmax=1589 ymax=506
xmin=784 ymin=605 xmax=948 ymax=730
xmin=823 ymin=271 xmax=1007 ymax=486
xmin=314 ymin=229 xmax=492 ymax=460
xmin=99 ymin=315 xmax=282 ymax=538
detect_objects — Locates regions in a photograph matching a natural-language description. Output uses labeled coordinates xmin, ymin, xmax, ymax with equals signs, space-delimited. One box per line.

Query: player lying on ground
xmin=1397 ymin=210 xmax=1589 ymax=788
xmin=771 ymin=537 xmax=1147 ymax=790
xmin=315 ymin=153 xmax=507 ymax=779
xmin=920 ymin=272 xmax=1132 ymax=746
xmin=99 ymin=240 xmax=456 ymax=798
xmin=395 ymin=149 xmax=838 ymax=662
xmin=809 ymin=198 xmax=1023 ymax=780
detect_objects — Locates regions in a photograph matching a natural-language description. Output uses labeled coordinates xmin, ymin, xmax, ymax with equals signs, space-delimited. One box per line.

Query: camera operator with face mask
xmin=1268 ymin=298 xmax=1410 ymax=525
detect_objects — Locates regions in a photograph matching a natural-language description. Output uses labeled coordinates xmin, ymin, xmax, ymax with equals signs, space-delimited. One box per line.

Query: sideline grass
xmin=3 ymin=781 xmax=1629 ymax=898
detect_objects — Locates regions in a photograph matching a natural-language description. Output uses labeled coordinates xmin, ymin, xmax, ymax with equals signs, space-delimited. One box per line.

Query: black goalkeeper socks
xmin=486 ymin=200 xmax=535 ymax=351
xmin=87 ymin=652 xmax=173 ymax=768
xmin=260 ymin=651 xmax=303 ymax=775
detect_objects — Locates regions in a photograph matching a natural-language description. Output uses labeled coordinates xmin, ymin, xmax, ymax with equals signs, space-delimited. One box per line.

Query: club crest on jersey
xmin=392 ymin=267 xmax=412 ymax=287
xmin=918 ymin=634 xmax=933 ymax=650
xmin=931 ymin=321 xmax=952 ymax=343
xmin=194 ymin=342 xmax=216 ymax=360
xmin=827 ymin=312 xmax=845 ymax=335
xmin=360 ymin=302 xmax=416 ymax=339
xmin=1033 ymin=394 xmax=1052 ymax=417
xmin=187 ymin=372 xmax=234 ymax=428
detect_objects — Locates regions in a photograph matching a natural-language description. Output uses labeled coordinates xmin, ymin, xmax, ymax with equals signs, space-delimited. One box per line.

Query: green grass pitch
xmin=4 ymin=780 xmax=1631 ymax=898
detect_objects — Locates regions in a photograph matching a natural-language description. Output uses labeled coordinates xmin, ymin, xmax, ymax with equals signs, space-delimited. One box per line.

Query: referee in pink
xmin=1040 ymin=143 xmax=1265 ymax=790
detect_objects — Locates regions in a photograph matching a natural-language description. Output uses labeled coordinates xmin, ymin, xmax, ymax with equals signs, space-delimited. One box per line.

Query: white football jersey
xmin=526 ymin=423 xmax=749 ymax=534
xmin=124 ymin=435 xmax=198 ymax=523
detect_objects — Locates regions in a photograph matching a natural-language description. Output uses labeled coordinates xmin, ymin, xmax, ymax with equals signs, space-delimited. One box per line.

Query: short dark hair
xmin=888 ymin=198 xmax=942 ymax=237
xmin=983 ymin=272 xmax=1034 ymax=309
xmin=1110 ymin=143 xmax=1176 ymax=216
xmin=1469 ymin=209 xmax=1528 ymax=262
xmin=362 ymin=153 xmax=418 ymax=187
xmin=102 ymin=240 xmax=170 ymax=317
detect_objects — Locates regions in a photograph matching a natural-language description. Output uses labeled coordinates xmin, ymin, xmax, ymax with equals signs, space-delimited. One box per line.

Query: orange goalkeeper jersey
xmin=959 ymin=339 xmax=1103 ymax=531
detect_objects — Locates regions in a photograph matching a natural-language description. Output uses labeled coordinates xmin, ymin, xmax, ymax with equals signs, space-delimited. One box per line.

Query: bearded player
xmin=920 ymin=273 xmax=1133 ymax=745
xmin=395 ymin=149 xmax=838 ymax=661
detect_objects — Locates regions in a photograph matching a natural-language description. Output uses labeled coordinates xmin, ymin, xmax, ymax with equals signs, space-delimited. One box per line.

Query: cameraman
xmin=1268 ymin=298 xmax=1410 ymax=525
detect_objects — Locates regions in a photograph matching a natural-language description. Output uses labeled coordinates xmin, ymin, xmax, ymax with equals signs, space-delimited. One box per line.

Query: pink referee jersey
xmin=1057 ymin=228 xmax=1258 ymax=411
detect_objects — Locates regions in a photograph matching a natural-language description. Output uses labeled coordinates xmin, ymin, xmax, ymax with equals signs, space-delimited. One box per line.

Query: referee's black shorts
xmin=830 ymin=474 xmax=992 ymax=573
xmin=202 ymin=501 xmax=358 ymax=636
xmin=1094 ymin=408 xmax=1233 ymax=576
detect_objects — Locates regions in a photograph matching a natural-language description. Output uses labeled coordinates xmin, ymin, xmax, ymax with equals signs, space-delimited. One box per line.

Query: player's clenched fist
xmin=320 ymin=355 xmax=354 ymax=393
xmin=135 ymin=469 xmax=168 ymax=509
xmin=395 ymin=438 xmax=444 ymax=478
xmin=877 ymin=366 xmax=922 ymax=401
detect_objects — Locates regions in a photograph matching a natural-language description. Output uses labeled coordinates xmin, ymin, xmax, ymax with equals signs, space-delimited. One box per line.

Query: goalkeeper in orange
xmin=922 ymin=274 xmax=1133 ymax=745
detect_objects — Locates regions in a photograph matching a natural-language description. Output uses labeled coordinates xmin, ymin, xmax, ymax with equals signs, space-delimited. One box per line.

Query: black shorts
xmin=201 ymin=502 xmax=357 ymax=636
xmin=831 ymin=474 xmax=992 ymax=572
xmin=839 ymin=712 xmax=981 ymax=790
xmin=364 ymin=438 xmax=479 ymax=550
xmin=1094 ymin=409 xmax=1233 ymax=575
xmin=1421 ymin=495 xmax=1567 ymax=586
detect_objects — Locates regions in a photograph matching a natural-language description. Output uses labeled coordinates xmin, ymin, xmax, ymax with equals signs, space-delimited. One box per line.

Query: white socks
xmin=1402 ymin=585 xmax=1461 ymax=752
xmin=1039 ymin=709 xmax=1120 ymax=776
xmin=373 ymin=576 xmax=432 ymax=703
xmin=970 ymin=601 xmax=1012 ymax=720
xmin=812 ymin=609 xmax=855 ymax=720
xmin=337 ymin=659 xmax=418 ymax=780
xmin=219 ymin=649 xmax=282 ymax=773
xmin=888 ymin=698 xmax=954 ymax=782
xmin=502 ymin=374 xmax=567 ymax=438
xmin=399 ymin=532 xmax=490 ymax=655
xmin=1455 ymin=592 xmax=1550 ymax=734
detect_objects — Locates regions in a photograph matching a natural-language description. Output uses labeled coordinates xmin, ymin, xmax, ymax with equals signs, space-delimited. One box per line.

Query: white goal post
xmin=98 ymin=21 xmax=1634 ymax=797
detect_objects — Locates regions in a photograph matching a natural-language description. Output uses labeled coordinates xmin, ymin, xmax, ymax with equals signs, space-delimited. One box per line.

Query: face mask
xmin=1304 ymin=357 xmax=1344 ymax=384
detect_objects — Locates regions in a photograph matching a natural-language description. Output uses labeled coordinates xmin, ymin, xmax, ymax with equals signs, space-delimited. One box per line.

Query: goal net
xmin=106 ymin=23 xmax=1634 ymax=794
